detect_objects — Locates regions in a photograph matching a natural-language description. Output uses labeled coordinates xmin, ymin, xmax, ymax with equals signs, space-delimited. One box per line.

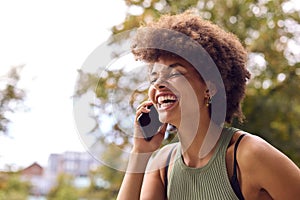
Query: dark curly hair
xmin=131 ymin=10 xmax=250 ymax=124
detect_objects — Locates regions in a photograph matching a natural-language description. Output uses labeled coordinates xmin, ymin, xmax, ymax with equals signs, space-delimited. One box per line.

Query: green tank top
xmin=167 ymin=127 xmax=240 ymax=199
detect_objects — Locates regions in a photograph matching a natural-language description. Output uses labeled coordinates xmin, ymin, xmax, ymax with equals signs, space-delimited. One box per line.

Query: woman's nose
xmin=153 ymin=77 xmax=167 ymax=89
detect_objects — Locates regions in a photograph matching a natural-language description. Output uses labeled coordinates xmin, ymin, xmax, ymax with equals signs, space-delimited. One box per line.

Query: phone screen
xmin=137 ymin=105 xmax=162 ymax=141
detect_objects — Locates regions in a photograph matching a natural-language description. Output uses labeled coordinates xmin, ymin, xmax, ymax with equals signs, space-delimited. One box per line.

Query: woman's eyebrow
xmin=169 ymin=62 xmax=184 ymax=68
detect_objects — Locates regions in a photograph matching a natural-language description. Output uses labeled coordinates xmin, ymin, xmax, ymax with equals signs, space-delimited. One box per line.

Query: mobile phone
xmin=137 ymin=105 xmax=162 ymax=141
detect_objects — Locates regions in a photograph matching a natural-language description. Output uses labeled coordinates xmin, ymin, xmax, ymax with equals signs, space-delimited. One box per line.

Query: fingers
xmin=135 ymin=101 xmax=153 ymax=121
xmin=136 ymin=101 xmax=151 ymax=110
xmin=136 ymin=101 xmax=153 ymax=111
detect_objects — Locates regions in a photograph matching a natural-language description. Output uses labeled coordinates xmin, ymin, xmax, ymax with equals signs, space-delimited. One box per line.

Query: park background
xmin=1 ymin=0 xmax=299 ymax=199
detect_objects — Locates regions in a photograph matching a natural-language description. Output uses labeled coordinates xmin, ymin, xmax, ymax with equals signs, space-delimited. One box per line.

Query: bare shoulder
xmin=236 ymin=131 xmax=274 ymax=161
xmin=236 ymin=131 xmax=298 ymax=169
xmin=147 ymin=142 xmax=178 ymax=171
xmin=235 ymin=130 xmax=300 ymax=199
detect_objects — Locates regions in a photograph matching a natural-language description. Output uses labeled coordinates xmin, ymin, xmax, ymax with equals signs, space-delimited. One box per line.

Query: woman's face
xmin=148 ymin=56 xmax=207 ymax=127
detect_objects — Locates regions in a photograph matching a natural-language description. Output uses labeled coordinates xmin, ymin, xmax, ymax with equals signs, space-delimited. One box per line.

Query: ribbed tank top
xmin=167 ymin=127 xmax=240 ymax=199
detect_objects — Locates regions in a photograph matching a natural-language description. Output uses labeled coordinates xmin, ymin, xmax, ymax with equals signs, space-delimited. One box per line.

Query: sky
xmin=0 ymin=0 xmax=128 ymax=170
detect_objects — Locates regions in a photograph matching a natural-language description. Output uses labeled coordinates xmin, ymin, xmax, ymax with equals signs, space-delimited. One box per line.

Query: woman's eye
xmin=149 ymin=72 xmax=183 ymax=84
xmin=169 ymin=72 xmax=182 ymax=78
xmin=150 ymin=78 xmax=157 ymax=84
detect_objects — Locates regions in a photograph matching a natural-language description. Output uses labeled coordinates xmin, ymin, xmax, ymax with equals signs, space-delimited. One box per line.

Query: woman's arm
xmin=239 ymin=134 xmax=300 ymax=199
xmin=140 ymin=143 xmax=178 ymax=200
xmin=117 ymin=152 xmax=152 ymax=200
xmin=117 ymin=102 xmax=168 ymax=200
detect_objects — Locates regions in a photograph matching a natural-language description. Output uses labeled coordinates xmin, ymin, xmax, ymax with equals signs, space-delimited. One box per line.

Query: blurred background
xmin=1 ymin=0 xmax=299 ymax=199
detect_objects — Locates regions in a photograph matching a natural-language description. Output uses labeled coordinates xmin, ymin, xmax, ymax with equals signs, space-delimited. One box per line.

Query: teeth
xmin=160 ymin=102 xmax=174 ymax=108
xmin=157 ymin=95 xmax=177 ymax=104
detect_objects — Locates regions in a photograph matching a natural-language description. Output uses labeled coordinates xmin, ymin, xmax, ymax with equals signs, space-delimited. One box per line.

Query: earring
xmin=206 ymin=96 xmax=212 ymax=107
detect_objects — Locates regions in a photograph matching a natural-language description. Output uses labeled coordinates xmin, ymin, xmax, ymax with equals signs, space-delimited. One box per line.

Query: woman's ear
xmin=205 ymin=81 xmax=217 ymax=97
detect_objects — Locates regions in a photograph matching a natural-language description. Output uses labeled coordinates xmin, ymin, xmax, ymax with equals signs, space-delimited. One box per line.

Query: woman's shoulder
xmin=234 ymin=130 xmax=300 ymax=197
xmin=155 ymin=142 xmax=179 ymax=162
xmin=232 ymin=130 xmax=278 ymax=166
xmin=234 ymin=130 xmax=298 ymax=176
xmin=233 ymin=131 xmax=278 ymax=159
xmin=228 ymin=129 xmax=290 ymax=179
xmin=160 ymin=142 xmax=179 ymax=153
xmin=147 ymin=142 xmax=179 ymax=171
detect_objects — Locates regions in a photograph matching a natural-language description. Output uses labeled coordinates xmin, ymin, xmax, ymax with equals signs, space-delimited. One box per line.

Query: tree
xmin=0 ymin=171 xmax=31 ymax=200
xmin=47 ymin=174 xmax=79 ymax=200
xmin=74 ymin=0 xmax=300 ymax=175
xmin=82 ymin=143 xmax=125 ymax=200
xmin=0 ymin=66 xmax=26 ymax=135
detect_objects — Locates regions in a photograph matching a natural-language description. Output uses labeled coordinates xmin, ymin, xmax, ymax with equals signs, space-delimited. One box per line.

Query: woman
xmin=117 ymin=11 xmax=300 ymax=200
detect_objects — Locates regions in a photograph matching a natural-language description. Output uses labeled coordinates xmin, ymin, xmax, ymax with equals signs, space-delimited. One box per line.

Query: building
xmin=21 ymin=151 xmax=101 ymax=196
xmin=46 ymin=151 xmax=100 ymax=188
xmin=21 ymin=162 xmax=43 ymax=177
xmin=47 ymin=151 xmax=99 ymax=177
xmin=20 ymin=162 xmax=48 ymax=196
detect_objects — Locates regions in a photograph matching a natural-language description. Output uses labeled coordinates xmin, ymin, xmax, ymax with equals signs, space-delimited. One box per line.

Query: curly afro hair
xmin=131 ymin=10 xmax=251 ymax=124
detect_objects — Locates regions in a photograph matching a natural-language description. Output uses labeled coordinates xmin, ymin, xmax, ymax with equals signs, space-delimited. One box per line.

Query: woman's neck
xmin=177 ymin=116 xmax=223 ymax=168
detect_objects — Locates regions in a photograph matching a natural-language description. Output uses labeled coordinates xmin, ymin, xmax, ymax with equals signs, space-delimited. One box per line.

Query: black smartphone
xmin=137 ymin=105 xmax=162 ymax=141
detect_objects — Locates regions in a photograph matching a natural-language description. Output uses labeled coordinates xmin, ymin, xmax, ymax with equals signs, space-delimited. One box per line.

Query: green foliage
xmin=114 ymin=0 xmax=300 ymax=166
xmin=0 ymin=66 xmax=26 ymax=135
xmin=74 ymin=61 xmax=150 ymax=140
xmin=234 ymin=70 xmax=300 ymax=165
xmin=75 ymin=4 xmax=300 ymax=199
xmin=0 ymin=172 xmax=31 ymax=200
xmin=83 ymin=167 xmax=124 ymax=200
xmin=47 ymin=174 xmax=79 ymax=200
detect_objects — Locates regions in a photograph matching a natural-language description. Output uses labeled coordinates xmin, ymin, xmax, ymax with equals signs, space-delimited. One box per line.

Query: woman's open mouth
xmin=157 ymin=94 xmax=178 ymax=110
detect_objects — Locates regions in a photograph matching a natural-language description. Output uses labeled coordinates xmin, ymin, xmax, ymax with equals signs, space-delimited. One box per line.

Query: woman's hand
xmin=133 ymin=101 xmax=167 ymax=154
